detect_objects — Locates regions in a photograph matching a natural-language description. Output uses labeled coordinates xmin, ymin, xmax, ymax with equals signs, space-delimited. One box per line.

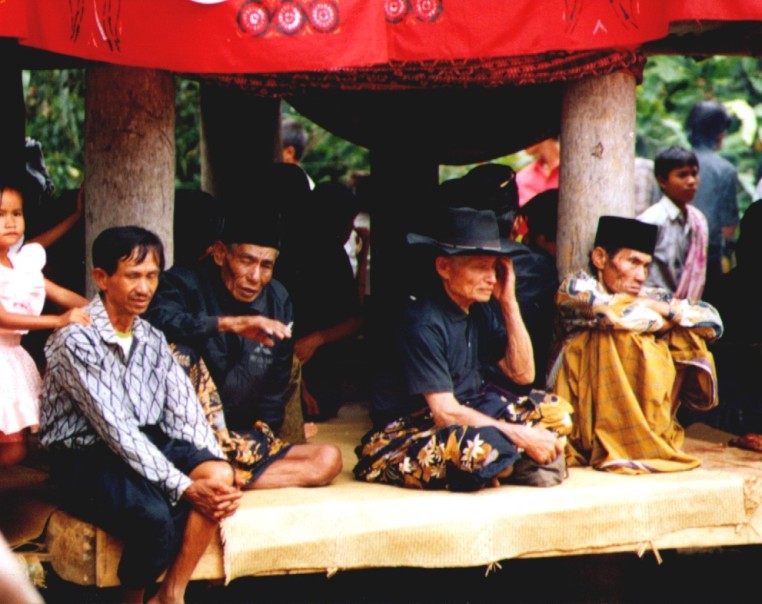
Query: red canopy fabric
xmin=3 ymin=0 xmax=762 ymax=74
xmin=208 ymin=49 xmax=646 ymax=95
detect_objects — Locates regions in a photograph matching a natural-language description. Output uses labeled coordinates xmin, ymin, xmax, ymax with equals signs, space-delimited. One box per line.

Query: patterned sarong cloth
xmin=171 ymin=346 xmax=290 ymax=487
xmin=675 ymin=204 xmax=709 ymax=300
xmin=354 ymin=388 xmax=572 ymax=491
xmin=552 ymin=327 xmax=717 ymax=474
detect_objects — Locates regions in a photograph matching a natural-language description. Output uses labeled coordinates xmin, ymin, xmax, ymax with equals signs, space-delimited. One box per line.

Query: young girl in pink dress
xmin=0 ymin=183 xmax=90 ymax=465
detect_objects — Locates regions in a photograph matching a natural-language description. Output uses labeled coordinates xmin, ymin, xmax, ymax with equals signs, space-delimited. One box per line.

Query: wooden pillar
xmin=199 ymin=84 xmax=280 ymax=207
xmin=84 ymin=66 xmax=175 ymax=295
xmin=557 ymin=71 xmax=636 ymax=277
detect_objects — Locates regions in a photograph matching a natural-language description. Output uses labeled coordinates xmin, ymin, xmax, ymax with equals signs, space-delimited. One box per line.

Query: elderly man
xmin=550 ymin=216 xmax=723 ymax=474
xmin=145 ymin=210 xmax=342 ymax=490
xmin=40 ymin=226 xmax=241 ymax=604
xmin=354 ymin=207 xmax=572 ymax=491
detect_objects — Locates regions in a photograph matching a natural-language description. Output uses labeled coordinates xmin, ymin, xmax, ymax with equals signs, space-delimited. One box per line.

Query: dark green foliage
xmin=175 ymin=78 xmax=202 ymax=190
xmin=23 ymin=69 xmax=85 ymax=191
xmin=637 ymin=55 xmax=762 ymax=213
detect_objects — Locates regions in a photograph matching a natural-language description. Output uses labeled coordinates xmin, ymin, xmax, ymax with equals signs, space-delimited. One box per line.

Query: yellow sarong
xmin=552 ymin=326 xmax=717 ymax=474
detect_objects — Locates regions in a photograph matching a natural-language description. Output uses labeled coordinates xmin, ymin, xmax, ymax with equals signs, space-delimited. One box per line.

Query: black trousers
xmin=50 ymin=428 xmax=218 ymax=589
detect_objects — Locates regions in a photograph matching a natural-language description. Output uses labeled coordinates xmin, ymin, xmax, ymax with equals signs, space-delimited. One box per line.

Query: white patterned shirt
xmin=40 ymin=296 xmax=224 ymax=505
xmin=556 ymin=270 xmax=723 ymax=340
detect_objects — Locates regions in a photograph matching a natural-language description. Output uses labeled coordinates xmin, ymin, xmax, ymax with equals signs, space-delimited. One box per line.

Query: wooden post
xmin=84 ymin=66 xmax=175 ymax=295
xmin=557 ymin=71 xmax=636 ymax=278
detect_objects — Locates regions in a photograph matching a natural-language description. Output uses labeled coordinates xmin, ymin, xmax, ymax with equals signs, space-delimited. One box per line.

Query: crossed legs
xmin=249 ymin=443 xmax=342 ymax=489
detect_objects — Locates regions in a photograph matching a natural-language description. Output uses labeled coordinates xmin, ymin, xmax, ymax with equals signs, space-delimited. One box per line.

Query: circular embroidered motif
xmin=384 ymin=0 xmax=410 ymax=23
xmin=275 ymin=0 xmax=307 ymax=35
xmin=238 ymin=1 xmax=271 ymax=36
xmin=413 ymin=0 xmax=442 ymax=22
xmin=307 ymin=0 xmax=340 ymax=33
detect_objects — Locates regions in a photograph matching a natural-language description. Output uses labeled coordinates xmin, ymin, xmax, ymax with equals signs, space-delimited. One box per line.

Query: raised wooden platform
xmin=5 ymin=405 xmax=762 ymax=588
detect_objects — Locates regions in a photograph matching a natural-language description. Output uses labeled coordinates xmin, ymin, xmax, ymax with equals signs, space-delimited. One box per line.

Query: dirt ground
xmin=37 ymin=545 xmax=761 ymax=604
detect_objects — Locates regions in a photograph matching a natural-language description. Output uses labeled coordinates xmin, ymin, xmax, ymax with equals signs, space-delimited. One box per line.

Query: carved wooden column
xmin=84 ymin=65 xmax=175 ymax=294
xmin=557 ymin=71 xmax=636 ymax=277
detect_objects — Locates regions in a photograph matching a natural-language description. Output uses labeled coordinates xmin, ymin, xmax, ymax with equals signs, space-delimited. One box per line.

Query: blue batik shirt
xmin=40 ymin=295 xmax=224 ymax=506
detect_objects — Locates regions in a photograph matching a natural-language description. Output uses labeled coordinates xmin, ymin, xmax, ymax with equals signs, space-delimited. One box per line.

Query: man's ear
xmin=434 ymin=256 xmax=451 ymax=281
xmin=211 ymin=241 xmax=227 ymax=267
xmin=591 ymin=247 xmax=608 ymax=271
xmin=656 ymin=175 xmax=667 ymax=191
xmin=92 ymin=267 xmax=108 ymax=292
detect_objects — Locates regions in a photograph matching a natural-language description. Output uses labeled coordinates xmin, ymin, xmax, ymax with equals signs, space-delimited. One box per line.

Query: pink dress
xmin=0 ymin=243 xmax=46 ymax=438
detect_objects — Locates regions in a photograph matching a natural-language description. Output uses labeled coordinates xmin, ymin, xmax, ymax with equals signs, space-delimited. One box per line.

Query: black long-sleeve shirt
xmin=145 ymin=258 xmax=294 ymax=434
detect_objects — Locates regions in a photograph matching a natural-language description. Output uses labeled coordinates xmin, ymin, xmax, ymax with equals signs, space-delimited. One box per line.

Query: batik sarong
xmin=354 ymin=388 xmax=572 ymax=491
xmin=172 ymin=346 xmax=291 ymax=487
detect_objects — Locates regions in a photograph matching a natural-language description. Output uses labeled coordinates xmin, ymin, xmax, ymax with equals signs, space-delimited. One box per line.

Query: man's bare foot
xmin=304 ymin=422 xmax=318 ymax=440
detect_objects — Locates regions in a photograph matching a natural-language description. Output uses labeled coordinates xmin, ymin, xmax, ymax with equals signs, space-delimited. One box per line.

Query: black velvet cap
xmin=219 ymin=207 xmax=282 ymax=250
xmin=593 ymin=215 xmax=657 ymax=256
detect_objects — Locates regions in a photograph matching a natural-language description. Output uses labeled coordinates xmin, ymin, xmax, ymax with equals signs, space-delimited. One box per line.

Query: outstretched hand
xmin=233 ymin=315 xmax=292 ymax=346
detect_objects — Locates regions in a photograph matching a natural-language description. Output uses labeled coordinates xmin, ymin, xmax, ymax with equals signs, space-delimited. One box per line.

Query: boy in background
xmin=638 ymin=145 xmax=708 ymax=299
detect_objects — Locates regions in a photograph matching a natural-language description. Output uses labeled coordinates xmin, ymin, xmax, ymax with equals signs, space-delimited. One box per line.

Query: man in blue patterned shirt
xmin=40 ymin=226 xmax=241 ymax=604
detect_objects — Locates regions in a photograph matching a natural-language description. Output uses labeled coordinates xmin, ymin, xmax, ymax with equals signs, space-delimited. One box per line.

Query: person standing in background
xmin=516 ymin=137 xmax=560 ymax=208
xmin=685 ymin=101 xmax=739 ymax=300
xmin=281 ymin=118 xmax=315 ymax=190
xmin=637 ymin=145 xmax=708 ymax=299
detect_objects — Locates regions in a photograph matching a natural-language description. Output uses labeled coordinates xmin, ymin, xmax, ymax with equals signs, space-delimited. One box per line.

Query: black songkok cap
xmin=593 ymin=215 xmax=657 ymax=256
xmin=219 ymin=207 xmax=282 ymax=250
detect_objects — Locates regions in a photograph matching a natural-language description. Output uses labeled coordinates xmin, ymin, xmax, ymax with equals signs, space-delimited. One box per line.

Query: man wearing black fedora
xmin=550 ymin=215 xmax=723 ymax=474
xmin=354 ymin=207 xmax=573 ymax=491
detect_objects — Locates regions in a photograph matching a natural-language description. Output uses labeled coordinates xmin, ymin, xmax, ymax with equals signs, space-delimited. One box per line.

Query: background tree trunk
xmin=557 ymin=71 xmax=636 ymax=278
xmin=84 ymin=66 xmax=175 ymax=295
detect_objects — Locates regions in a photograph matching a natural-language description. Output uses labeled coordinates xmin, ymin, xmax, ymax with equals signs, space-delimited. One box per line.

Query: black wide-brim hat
xmin=594 ymin=215 xmax=657 ymax=256
xmin=407 ymin=207 xmax=527 ymax=257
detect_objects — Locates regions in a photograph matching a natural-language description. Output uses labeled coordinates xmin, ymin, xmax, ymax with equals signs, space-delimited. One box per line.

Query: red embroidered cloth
xmin=2 ymin=1 xmax=761 ymax=74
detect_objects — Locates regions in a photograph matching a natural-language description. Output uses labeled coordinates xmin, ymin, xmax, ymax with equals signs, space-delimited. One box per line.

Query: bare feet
xmin=304 ymin=422 xmax=318 ymax=440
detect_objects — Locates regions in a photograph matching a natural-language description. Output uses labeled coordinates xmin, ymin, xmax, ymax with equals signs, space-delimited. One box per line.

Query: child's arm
xmin=28 ymin=187 xmax=83 ymax=249
xmin=0 ymin=299 xmax=90 ymax=332
xmin=45 ymin=279 xmax=89 ymax=309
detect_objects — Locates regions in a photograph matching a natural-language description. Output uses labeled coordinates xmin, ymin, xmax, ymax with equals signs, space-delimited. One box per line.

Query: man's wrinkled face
xmin=436 ymin=255 xmax=497 ymax=310
xmin=594 ymin=247 xmax=652 ymax=296
xmin=214 ymin=242 xmax=278 ymax=303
